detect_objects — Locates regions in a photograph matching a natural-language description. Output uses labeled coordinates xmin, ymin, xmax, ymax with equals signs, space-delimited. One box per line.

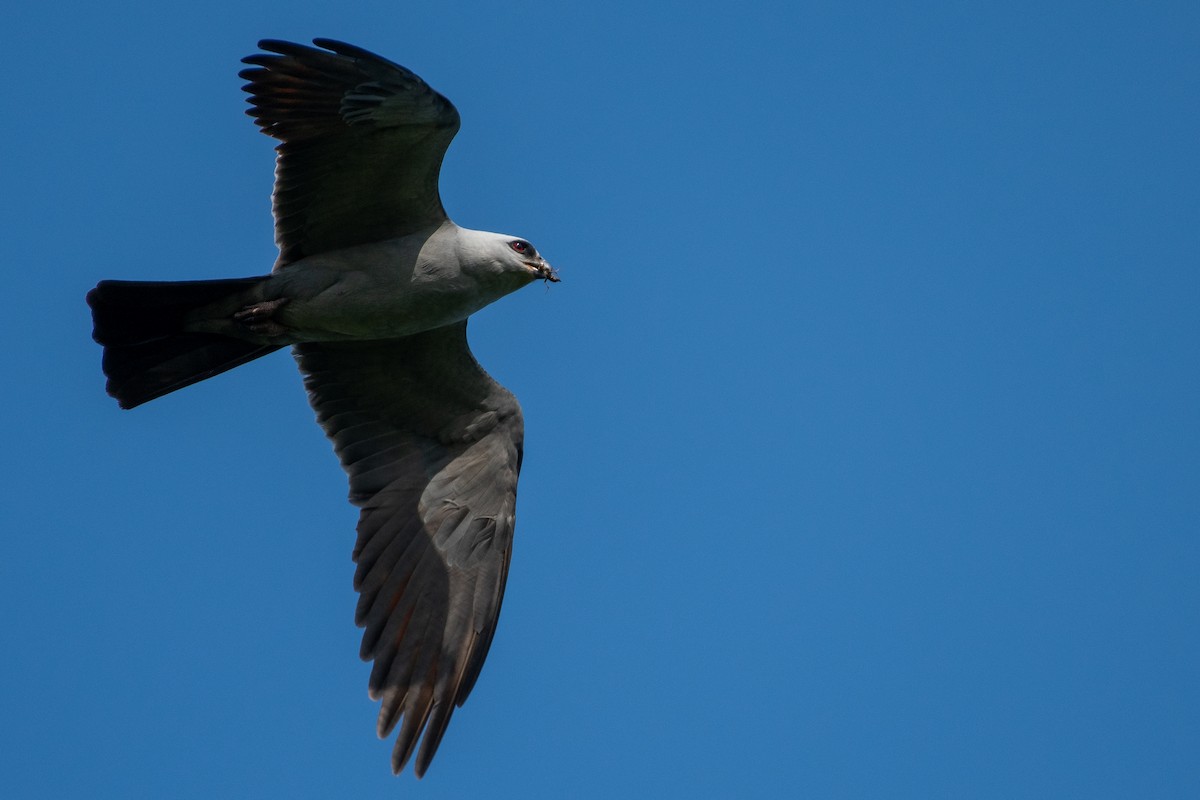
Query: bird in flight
xmin=86 ymin=38 xmax=558 ymax=778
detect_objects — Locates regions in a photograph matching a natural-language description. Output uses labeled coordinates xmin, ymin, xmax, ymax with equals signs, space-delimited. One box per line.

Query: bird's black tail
xmin=87 ymin=277 xmax=282 ymax=409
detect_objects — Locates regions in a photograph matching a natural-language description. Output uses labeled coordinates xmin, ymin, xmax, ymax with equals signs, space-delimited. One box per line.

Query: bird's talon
xmin=234 ymin=298 xmax=290 ymax=336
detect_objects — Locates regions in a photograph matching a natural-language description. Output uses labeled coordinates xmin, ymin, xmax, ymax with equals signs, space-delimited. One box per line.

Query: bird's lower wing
xmin=294 ymin=322 xmax=523 ymax=776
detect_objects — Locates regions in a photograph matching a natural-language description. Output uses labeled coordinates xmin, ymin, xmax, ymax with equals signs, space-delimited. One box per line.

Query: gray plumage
xmin=86 ymin=39 xmax=557 ymax=778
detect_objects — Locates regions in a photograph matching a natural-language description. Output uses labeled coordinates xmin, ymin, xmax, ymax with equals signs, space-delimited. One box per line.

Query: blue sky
xmin=3 ymin=1 xmax=1198 ymax=797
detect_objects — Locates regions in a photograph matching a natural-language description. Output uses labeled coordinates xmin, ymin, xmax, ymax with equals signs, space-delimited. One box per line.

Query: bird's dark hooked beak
xmin=534 ymin=259 xmax=560 ymax=283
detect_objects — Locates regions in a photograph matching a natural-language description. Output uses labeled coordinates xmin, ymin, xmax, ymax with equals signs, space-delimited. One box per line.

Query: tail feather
xmin=87 ymin=277 xmax=282 ymax=409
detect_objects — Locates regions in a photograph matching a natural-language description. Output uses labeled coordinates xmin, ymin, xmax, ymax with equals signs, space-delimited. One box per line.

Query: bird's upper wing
xmin=294 ymin=322 xmax=522 ymax=777
xmin=240 ymin=39 xmax=461 ymax=267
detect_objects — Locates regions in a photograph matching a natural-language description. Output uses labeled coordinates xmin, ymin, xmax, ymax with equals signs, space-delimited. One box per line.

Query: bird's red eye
xmin=509 ymin=240 xmax=529 ymax=254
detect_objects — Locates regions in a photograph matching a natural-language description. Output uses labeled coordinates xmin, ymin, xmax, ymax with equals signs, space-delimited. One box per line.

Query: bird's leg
xmin=233 ymin=297 xmax=291 ymax=338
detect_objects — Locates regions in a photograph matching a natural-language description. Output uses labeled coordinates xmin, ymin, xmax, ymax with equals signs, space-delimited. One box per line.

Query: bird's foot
xmin=234 ymin=298 xmax=291 ymax=337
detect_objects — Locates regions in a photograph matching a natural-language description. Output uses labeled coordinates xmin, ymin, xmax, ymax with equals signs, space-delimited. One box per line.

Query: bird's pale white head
xmin=458 ymin=228 xmax=559 ymax=286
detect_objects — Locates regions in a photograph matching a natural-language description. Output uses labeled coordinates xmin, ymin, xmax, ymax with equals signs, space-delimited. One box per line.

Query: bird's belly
xmin=271 ymin=262 xmax=492 ymax=342
xmin=279 ymin=281 xmax=461 ymax=341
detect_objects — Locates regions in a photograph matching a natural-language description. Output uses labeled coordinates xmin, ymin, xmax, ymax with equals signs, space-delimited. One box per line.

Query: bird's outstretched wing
xmin=240 ymin=39 xmax=461 ymax=266
xmin=294 ymin=322 xmax=522 ymax=777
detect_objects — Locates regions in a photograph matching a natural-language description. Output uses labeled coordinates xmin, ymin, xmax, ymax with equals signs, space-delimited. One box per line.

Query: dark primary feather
xmin=295 ymin=321 xmax=523 ymax=777
xmin=240 ymin=39 xmax=461 ymax=267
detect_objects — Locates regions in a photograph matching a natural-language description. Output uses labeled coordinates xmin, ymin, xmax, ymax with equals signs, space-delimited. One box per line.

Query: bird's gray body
xmin=188 ymin=223 xmax=550 ymax=344
xmin=86 ymin=38 xmax=556 ymax=778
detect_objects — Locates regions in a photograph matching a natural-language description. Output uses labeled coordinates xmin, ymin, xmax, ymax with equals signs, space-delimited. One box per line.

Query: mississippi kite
xmin=86 ymin=38 xmax=557 ymax=778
